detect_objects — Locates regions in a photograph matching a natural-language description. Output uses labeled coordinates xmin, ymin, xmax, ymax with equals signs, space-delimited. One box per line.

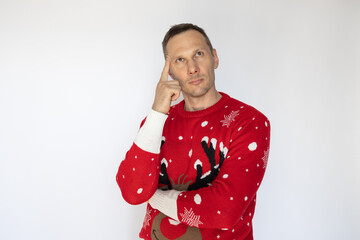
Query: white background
xmin=1 ymin=0 xmax=359 ymax=239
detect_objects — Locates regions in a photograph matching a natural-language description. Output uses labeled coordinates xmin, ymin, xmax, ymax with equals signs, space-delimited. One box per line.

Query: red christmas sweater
xmin=116 ymin=92 xmax=270 ymax=240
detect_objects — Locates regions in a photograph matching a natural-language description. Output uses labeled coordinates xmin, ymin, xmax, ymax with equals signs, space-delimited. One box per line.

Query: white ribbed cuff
xmin=134 ymin=110 xmax=168 ymax=154
xmin=149 ymin=189 xmax=181 ymax=221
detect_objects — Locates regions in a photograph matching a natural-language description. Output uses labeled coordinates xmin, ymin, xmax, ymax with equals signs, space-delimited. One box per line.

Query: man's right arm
xmin=116 ymin=110 xmax=167 ymax=205
xmin=116 ymin=57 xmax=181 ymax=205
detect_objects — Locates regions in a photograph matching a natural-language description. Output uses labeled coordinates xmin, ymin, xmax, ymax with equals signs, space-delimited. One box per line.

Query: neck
xmin=183 ymin=89 xmax=222 ymax=111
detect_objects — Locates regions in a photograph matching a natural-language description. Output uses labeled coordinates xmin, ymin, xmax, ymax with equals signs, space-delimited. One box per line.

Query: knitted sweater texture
xmin=116 ymin=92 xmax=270 ymax=240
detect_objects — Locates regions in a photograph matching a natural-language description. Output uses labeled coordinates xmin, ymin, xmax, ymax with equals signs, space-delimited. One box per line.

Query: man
xmin=116 ymin=23 xmax=270 ymax=240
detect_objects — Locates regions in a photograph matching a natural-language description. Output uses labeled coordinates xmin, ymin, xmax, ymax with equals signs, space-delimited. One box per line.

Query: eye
xmin=195 ymin=51 xmax=203 ymax=56
xmin=176 ymin=58 xmax=184 ymax=63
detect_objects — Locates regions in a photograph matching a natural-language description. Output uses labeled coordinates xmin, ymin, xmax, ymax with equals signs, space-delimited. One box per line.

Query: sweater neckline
xmin=176 ymin=92 xmax=230 ymax=118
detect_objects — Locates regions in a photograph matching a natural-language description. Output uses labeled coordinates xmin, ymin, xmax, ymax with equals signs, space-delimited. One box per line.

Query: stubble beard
xmin=181 ymin=75 xmax=215 ymax=99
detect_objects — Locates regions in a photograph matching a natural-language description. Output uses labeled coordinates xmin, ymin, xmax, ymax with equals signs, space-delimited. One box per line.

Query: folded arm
xmin=116 ymin=110 xmax=167 ymax=204
xmin=149 ymin=113 xmax=271 ymax=229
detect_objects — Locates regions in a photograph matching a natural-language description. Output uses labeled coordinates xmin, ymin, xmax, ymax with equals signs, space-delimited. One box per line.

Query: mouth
xmin=152 ymin=230 xmax=159 ymax=240
xmin=189 ymin=78 xmax=203 ymax=85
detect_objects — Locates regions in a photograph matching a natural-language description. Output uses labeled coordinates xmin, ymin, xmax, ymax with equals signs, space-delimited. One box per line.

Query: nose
xmin=187 ymin=59 xmax=199 ymax=75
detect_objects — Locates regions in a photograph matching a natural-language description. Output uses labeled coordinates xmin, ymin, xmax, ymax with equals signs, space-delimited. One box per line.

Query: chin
xmin=182 ymin=79 xmax=215 ymax=98
xmin=184 ymin=88 xmax=210 ymax=98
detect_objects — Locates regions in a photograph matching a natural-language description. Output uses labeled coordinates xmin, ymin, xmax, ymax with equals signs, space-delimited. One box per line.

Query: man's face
xmin=166 ymin=30 xmax=219 ymax=99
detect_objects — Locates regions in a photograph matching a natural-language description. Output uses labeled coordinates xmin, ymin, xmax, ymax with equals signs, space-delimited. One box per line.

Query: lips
xmin=189 ymin=78 xmax=203 ymax=85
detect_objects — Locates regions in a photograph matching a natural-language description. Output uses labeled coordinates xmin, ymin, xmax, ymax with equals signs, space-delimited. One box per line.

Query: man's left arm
xmin=149 ymin=112 xmax=270 ymax=229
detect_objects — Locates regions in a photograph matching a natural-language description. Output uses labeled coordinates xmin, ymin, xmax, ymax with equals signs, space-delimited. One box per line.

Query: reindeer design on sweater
xmin=151 ymin=136 xmax=228 ymax=240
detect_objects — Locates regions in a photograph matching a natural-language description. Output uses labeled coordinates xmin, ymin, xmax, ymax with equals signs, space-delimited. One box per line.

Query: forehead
xmin=166 ymin=30 xmax=209 ymax=57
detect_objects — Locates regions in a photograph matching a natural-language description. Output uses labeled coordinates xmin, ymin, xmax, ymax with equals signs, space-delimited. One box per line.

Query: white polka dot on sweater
xmin=230 ymin=197 xmax=233 ymax=200
xmin=244 ymin=196 xmax=248 ymax=201
xmin=179 ymin=136 xmax=183 ymax=140
xmin=201 ymin=121 xmax=208 ymax=127
xmin=248 ymin=142 xmax=257 ymax=151
xmin=217 ymin=210 xmax=221 ymax=214
xmin=223 ymin=174 xmax=229 ymax=179
xmin=137 ymin=188 xmax=143 ymax=194
xmin=194 ymin=194 xmax=202 ymax=205
xmin=132 ymin=168 xmax=135 ymax=171
xmin=265 ymin=121 xmax=268 ymax=127
xmin=189 ymin=149 xmax=193 ymax=158
xmin=238 ymin=127 xmax=242 ymax=131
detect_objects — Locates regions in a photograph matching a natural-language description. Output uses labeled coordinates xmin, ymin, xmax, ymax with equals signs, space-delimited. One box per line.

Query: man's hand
xmin=152 ymin=58 xmax=181 ymax=114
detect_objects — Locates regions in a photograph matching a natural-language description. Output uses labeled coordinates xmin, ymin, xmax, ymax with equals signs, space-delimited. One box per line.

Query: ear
xmin=212 ymin=49 xmax=219 ymax=69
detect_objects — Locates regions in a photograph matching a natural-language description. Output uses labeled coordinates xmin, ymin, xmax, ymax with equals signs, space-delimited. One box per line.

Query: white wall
xmin=1 ymin=0 xmax=359 ymax=239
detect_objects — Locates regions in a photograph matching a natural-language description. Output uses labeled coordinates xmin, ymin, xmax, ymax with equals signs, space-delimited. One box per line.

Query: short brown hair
xmin=162 ymin=23 xmax=214 ymax=58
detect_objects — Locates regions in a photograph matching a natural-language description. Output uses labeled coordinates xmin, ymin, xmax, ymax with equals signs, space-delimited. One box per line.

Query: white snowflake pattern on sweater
xmin=220 ymin=110 xmax=240 ymax=128
xmin=179 ymin=207 xmax=203 ymax=227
